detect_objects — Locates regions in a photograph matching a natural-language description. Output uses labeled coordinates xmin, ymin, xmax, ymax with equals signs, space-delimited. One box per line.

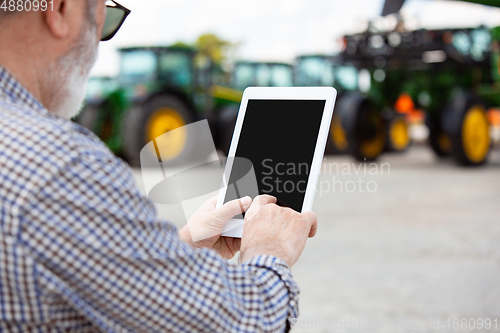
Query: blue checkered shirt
xmin=0 ymin=65 xmax=299 ymax=332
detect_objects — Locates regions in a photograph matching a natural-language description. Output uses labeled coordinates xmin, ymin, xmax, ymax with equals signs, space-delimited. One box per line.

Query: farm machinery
xmin=294 ymin=54 xmax=366 ymax=155
xmin=335 ymin=0 xmax=499 ymax=165
xmin=232 ymin=61 xmax=294 ymax=90
xmin=294 ymin=53 xmax=411 ymax=158
xmin=77 ymin=45 xmax=243 ymax=166
xmin=213 ymin=61 xmax=295 ymax=154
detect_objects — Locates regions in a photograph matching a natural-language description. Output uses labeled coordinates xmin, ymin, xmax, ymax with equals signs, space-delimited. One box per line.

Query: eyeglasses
xmin=101 ymin=1 xmax=131 ymax=42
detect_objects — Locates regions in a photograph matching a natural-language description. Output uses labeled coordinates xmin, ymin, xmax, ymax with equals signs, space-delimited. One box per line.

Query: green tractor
xmin=84 ymin=76 xmax=119 ymax=105
xmin=77 ymin=45 xmax=242 ymax=166
xmin=337 ymin=0 xmax=498 ymax=166
xmin=294 ymin=54 xmax=411 ymax=159
xmin=294 ymin=54 xmax=362 ymax=155
xmin=214 ymin=61 xmax=295 ymax=154
xmin=232 ymin=61 xmax=294 ymax=90
xmin=78 ymin=76 xmax=118 ymax=136
xmin=341 ymin=23 xmax=493 ymax=165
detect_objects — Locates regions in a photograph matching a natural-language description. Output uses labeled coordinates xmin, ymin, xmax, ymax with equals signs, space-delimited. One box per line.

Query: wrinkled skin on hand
xmin=240 ymin=195 xmax=318 ymax=267
xmin=179 ymin=194 xmax=318 ymax=266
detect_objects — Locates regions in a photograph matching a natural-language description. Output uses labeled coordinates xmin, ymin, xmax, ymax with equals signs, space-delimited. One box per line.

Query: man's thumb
xmin=215 ymin=196 xmax=252 ymax=222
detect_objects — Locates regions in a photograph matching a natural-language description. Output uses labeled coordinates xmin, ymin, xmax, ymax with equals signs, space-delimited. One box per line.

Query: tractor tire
xmin=76 ymin=106 xmax=100 ymax=133
xmin=444 ymin=94 xmax=490 ymax=166
xmin=341 ymin=94 xmax=386 ymax=162
xmin=216 ymin=105 xmax=239 ymax=156
xmin=427 ymin=113 xmax=452 ymax=158
xmin=385 ymin=113 xmax=410 ymax=153
xmin=325 ymin=105 xmax=348 ymax=155
xmin=122 ymin=95 xmax=197 ymax=168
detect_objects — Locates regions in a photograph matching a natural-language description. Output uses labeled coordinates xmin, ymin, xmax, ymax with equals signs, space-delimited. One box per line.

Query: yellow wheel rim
xmin=146 ymin=107 xmax=187 ymax=161
xmin=389 ymin=118 xmax=410 ymax=151
xmin=462 ymin=105 xmax=490 ymax=163
xmin=331 ymin=117 xmax=348 ymax=151
xmin=360 ymin=116 xmax=385 ymax=159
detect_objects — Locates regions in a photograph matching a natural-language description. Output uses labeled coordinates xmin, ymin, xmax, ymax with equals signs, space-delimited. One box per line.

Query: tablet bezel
xmin=217 ymin=86 xmax=337 ymax=237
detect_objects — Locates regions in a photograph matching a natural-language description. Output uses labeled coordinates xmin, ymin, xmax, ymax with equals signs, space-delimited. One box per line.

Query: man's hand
xmin=179 ymin=195 xmax=252 ymax=259
xmin=240 ymin=195 xmax=318 ymax=267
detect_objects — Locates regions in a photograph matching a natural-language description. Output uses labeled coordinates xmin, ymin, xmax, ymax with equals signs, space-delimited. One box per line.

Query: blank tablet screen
xmin=224 ymin=99 xmax=325 ymax=212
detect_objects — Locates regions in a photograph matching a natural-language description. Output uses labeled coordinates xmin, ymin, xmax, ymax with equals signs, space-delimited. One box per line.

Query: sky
xmin=91 ymin=0 xmax=500 ymax=77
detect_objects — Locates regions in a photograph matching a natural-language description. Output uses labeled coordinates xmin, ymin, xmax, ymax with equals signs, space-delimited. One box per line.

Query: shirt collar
xmin=0 ymin=64 xmax=48 ymax=115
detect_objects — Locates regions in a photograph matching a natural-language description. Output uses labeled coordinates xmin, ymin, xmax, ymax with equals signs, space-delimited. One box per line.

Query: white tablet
xmin=217 ymin=87 xmax=337 ymax=238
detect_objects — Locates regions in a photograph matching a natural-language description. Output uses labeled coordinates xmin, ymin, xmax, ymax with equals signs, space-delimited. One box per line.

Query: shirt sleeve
xmin=18 ymin=153 xmax=299 ymax=333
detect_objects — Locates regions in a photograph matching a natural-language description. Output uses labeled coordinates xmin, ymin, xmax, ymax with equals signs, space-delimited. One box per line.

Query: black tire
xmin=384 ymin=112 xmax=410 ymax=153
xmin=444 ymin=93 xmax=490 ymax=166
xmin=122 ymin=95 xmax=198 ymax=168
xmin=216 ymin=105 xmax=239 ymax=156
xmin=427 ymin=113 xmax=452 ymax=158
xmin=76 ymin=106 xmax=100 ymax=133
xmin=325 ymin=103 xmax=349 ymax=155
xmin=341 ymin=94 xmax=386 ymax=162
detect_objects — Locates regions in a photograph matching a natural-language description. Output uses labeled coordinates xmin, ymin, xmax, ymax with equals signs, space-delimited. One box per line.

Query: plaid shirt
xmin=0 ymin=65 xmax=299 ymax=333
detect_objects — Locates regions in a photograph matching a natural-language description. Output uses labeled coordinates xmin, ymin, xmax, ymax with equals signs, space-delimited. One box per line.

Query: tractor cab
xmin=232 ymin=61 xmax=293 ymax=90
xmin=294 ymin=55 xmax=358 ymax=92
xmin=84 ymin=76 xmax=118 ymax=106
xmin=294 ymin=55 xmax=335 ymax=87
xmin=118 ymin=46 xmax=213 ymax=113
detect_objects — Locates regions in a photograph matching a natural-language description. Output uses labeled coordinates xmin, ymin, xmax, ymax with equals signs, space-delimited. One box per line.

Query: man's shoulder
xmin=0 ymin=100 xmax=118 ymax=191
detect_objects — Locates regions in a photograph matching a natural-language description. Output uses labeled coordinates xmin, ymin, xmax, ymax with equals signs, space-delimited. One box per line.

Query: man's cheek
xmin=96 ymin=4 xmax=106 ymax=36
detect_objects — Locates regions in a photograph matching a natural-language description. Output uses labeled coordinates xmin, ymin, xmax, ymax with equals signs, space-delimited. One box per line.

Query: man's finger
xmin=231 ymin=237 xmax=241 ymax=252
xmin=245 ymin=195 xmax=277 ymax=221
xmin=303 ymin=211 xmax=318 ymax=238
xmin=208 ymin=195 xmax=219 ymax=206
xmin=253 ymin=195 xmax=277 ymax=206
xmin=215 ymin=196 xmax=252 ymax=222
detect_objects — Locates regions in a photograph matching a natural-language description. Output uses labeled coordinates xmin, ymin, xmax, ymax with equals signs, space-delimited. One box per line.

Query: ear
xmin=43 ymin=0 xmax=70 ymax=39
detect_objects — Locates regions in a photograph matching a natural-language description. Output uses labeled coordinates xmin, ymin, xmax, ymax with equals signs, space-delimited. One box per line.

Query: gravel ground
xmin=132 ymin=145 xmax=500 ymax=333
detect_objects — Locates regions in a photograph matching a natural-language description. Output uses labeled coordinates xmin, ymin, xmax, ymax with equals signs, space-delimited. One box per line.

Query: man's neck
xmin=0 ymin=17 xmax=49 ymax=105
xmin=0 ymin=58 xmax=43 ymax=102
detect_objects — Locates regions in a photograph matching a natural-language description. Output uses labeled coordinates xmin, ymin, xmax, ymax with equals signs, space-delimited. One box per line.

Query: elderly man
xmin=0 ymin=1 xmax=317 ymax=332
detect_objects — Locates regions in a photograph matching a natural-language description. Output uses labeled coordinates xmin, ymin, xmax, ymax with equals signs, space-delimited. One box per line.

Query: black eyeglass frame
xmin=101 ymin=0 xmax=131 ymax=42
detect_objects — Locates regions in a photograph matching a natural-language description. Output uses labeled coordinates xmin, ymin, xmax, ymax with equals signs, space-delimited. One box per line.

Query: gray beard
xmin=45 ymin=22 xmax=98 ymax=119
